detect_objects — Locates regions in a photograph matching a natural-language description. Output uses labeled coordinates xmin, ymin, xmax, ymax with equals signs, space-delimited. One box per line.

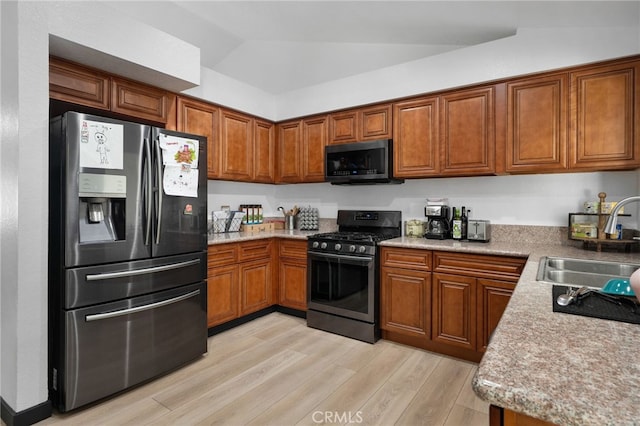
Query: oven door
xmin=307 ymin=251 xmax=376 ymax=323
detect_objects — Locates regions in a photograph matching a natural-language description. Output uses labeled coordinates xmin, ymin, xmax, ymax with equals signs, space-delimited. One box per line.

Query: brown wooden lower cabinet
xmin=278 ymin=239 xmax=308 ymax=310
xmin=239 ymin=258 xmax=273 ymax=315
xmin=381 ymin=247 xmax=526 ymax=362
xmin=491 ymin=405 xmax=557 ymax=426
xmin=206 ymin=239 xmax=273 ymax=328
xmin=380 ymin=266 xmax=431 ymax=338
xmin=207 ymin=238 xmax=308 ymax=328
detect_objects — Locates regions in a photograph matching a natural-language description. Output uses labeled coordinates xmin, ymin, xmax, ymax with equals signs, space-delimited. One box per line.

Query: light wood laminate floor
xmin=39 ymin=313 xmax=489 ymax=425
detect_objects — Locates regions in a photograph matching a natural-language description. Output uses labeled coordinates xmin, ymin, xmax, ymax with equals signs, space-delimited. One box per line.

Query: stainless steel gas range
xmin=306 ymin=210 xmax=402 ymax=343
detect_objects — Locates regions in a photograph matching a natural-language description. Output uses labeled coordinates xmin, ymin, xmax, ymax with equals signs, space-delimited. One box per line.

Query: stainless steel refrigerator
xmin=48 ymin=112 xmax=208 ymax=412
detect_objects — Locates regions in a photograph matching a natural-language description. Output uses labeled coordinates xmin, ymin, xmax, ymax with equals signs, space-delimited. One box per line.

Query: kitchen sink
xmin=536 ymin=256 xmax=640 ymax=288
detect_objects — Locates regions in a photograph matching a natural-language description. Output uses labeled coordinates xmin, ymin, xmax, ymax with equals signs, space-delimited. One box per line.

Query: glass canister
xmin=405 ymin=220 xmax=425 ymax=237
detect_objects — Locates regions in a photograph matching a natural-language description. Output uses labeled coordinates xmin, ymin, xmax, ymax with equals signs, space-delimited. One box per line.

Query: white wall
xmin=209 ymin=171 xmax=640 ymax=229
xmin=1 ymin=0 xmax=50 ymax=413
xmin=274 ymin=26 xmax=640 ymax=120
xmin=0 ymin=0 xmax=203 ymax=416
xmin=1 ymin=0 xmax=640 ymax=418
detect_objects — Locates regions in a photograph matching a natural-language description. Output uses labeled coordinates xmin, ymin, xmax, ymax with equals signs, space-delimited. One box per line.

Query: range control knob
xmin=358 ymin=246 xmax=367 ymax=253
xmin=335 ymin=243 xmax=342 ymax=251
xmin=349 ymin=245 xmax=356 ymax=252
xmin=320 ymin=242 xmax=328 ymax=249
xmin=312 ymin=241 xmax=319 ymax=249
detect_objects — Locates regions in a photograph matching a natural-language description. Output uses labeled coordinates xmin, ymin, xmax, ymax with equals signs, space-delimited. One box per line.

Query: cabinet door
xmin=506 ymin=74 xmax=568 ymax=173
xmin=301 ymin=115 xmax=328 ymax=182
xmin=254 ymin=119 xmax=275 ymax=183
xmin=477 ymin=278 xmax=515 ymax=352
xmin=440 ymin=86 xmax=495 ymax=176
xmin=361 ymin=103 xmax=392 ymax=141
xmin=328 ymin=111 xmax=358 ymax=145
xmin=279 ymin=259 xmax=307 ymax=311
xmin=277 ymin=120 xmax=303 ymax=183
xmin=220 ymin=109 xmax=254 ymax=181
xmin=177 ymin=97 xmax=220 ymax=179
xmin=570 ymin=61 xmax=640 ymax=170
xmin=380 ymin=266 xmax=430 ymax=338
xmin=207 ymin=264 xmax=239 ymax=327
xmin=110 ymin=77 xmax=171 ymax=124
xmin=393 ymin=96 xmax=439 ymax=177
xmin=432 ymin=273 xmax=476 ymax=350
xmin=49 ymin=57 xmax=110 ymax=110
xmin=239 ymin=258 xmax=272 ymax=315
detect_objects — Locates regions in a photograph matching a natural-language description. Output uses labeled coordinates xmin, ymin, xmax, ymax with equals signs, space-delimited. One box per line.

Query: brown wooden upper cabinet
xmin=328 ymin=104 xmax=392 ymax=144
xmin=50 ymin=57 xmax=172 ymax=124
xmin=176 ymin=97 xmax=220 ymax=179
xmin=254 ymin=119 xmax=276 ymax=183
xmin=276 ymin=115 xmax=328 ymax=183
xmin=110 ymin=77 xmax=172 ymax=124
xmin=49 ymin=57 xmax=111 ymax=111
xmin=393 ymin=96 xmax=440 ymax=177
xmin=440 ymin=86 xmax=497 ymax=176
xmin=570 ymin=60 xmax=640 ymax=170
xmin=506 ymin=73 xmax=568 ymax=173
xmin=219 ymin=109 xmax=254 ymax=181
xmin=277 ymin=120 xmax=303 ymax=183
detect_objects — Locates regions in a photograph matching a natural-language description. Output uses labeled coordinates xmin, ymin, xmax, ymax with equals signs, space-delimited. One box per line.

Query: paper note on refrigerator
xmin=79 ymin=120 xmax=124 ymax=169
xmin=163 ymin=164 xmax=199 ymax=197
xmin=159 ymin=134 xmax=199 ymax=167
xmin=159 ymin=133 xmax=200 ymax=197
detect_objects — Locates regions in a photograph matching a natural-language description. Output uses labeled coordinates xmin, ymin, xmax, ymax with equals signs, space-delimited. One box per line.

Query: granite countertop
xmin=381 ymin=237 xmax=640 ymax=426
xmin=208 ymin=229 xmax=319 ymax=244
xmin=208 ymin=229 xmax=640 ymax=425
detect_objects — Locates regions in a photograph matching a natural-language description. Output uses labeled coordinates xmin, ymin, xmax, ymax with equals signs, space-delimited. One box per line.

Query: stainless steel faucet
xmin=603 ymin=196 xmax=640 ymax=235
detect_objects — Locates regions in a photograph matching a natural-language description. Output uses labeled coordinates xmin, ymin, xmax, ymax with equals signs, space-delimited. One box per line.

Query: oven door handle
xmin=308 ymin=251 xmax=374 ymax=263
xmin=85 ymin=289 xmax=201 ymax=322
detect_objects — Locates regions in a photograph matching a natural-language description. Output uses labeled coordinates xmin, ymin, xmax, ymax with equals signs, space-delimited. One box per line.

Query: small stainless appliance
xmin=425 ymin=205 xmax=451 ymax=239
xmin=49 ymin=112 xmax=208 ymax=412
xmin=307 ymin=210 xmax=402 ymax=343
xmin=325 ymin=139 xmax=404 ymax=185
xmin=467 ymin=219 xmax=491 ymax=242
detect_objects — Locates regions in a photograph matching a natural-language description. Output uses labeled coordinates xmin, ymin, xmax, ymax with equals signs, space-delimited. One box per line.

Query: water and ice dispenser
xmin=78 ymin=173 xmax=126 ymax=242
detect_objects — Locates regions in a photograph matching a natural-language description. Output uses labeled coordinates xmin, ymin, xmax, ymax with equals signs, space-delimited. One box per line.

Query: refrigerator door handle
xmin=85 ymin=259 xmax=201 ymax=281
xmin=154 ymin=137 xmax=163 ymax=244
xmin=143 ymin=137 xmax=153 ymax=246
xmin=85 ymin=289 xmax=201 ymax=322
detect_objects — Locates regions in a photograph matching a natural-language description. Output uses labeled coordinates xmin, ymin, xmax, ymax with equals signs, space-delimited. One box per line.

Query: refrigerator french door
xmin=49 ymin=112 xmax=208 ymax=412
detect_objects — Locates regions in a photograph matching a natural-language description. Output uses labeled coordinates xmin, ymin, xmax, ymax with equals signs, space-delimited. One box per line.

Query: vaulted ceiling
xmin=109 ymin=1 xmax=639 ymax=94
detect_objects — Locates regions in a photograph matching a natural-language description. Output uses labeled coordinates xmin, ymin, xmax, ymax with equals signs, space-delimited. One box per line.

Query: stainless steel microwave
xmin=325 ymin=139 xmax=404 ymax=185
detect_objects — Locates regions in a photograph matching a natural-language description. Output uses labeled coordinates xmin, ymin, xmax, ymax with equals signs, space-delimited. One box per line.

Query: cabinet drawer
xmin=278 ymin=239 xmax=308 ymax=260
xmin=208 ymin=243 xmax=238 ymax=267
xmin=433 ymin=251 xmax=525 ymax=281
xmin=381 ymin=247 xmax=431 ymax=271
xmin=238 ymin=239 xmax=272 ymax=262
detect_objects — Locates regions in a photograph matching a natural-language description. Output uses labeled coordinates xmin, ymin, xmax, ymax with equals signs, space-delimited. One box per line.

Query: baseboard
xmin=1 ymin=397 xmax=52 ymax=426
xmin=275 ymin=305 xmax=307 ymax=319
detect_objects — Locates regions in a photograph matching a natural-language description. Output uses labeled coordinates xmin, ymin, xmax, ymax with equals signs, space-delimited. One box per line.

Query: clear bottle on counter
xmin=452 ymin=208 xmax=462 ymax=240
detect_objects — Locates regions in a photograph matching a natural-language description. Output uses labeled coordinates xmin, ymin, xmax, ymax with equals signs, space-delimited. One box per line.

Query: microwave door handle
xmin=85 ymin=289 xmax=200 ymax=322
xmin=154 ymin=136 xmax=163 ymax=245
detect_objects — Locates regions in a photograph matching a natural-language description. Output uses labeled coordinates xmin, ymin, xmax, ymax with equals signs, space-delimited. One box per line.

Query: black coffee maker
xmin=424 ymin=205 xmax=451 ymax=239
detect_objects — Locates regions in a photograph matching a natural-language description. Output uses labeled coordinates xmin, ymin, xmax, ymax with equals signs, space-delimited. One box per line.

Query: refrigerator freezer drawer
xmin=63 ymin=252 xmax=206 ymax=309
xmin=52 ymin=282 xmax=207 ymax=412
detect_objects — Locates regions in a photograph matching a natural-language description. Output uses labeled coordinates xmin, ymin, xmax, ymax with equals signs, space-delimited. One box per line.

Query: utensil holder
xmin=285 ymin=215 xmax=297 ymax=230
